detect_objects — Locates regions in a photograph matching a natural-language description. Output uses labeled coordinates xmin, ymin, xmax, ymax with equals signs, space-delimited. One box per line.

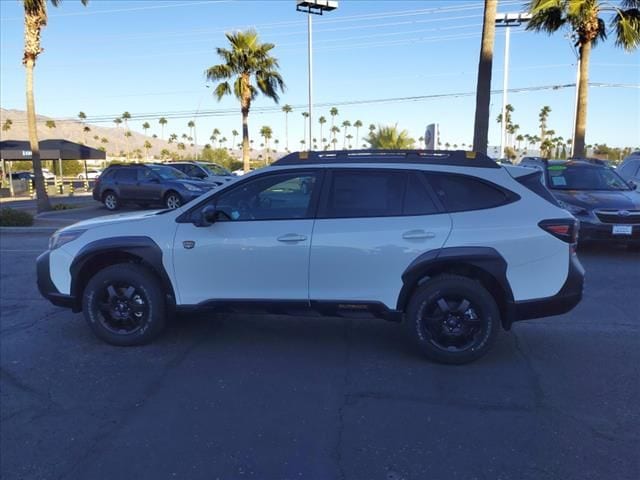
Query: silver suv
xmin=168 ymin=161 xmax=235 ymax=187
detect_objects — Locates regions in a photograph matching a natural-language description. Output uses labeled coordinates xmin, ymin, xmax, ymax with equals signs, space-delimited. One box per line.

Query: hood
xmin=61 ymin=209 xmax=166 ymax=232
xmin=552 ymin=189 xmax=640 ymax=210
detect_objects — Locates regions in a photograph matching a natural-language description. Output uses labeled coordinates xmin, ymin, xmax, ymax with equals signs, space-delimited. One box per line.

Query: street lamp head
xmin=495 ymin=12 xmax=532 ymax=26
xmin=296 ymin=0 xmax=338 ymax=14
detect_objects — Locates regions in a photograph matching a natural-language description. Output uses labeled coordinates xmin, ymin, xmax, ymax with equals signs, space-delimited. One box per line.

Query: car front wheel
xmin=82 ymin=264 xmax=167 ymax=346
xmin=405 ymin=275 xmax=500 ymax=364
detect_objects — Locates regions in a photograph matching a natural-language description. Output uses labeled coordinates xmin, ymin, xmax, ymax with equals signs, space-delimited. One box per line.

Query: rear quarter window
xmin=427 ymin=174 xmax=515 ymax=212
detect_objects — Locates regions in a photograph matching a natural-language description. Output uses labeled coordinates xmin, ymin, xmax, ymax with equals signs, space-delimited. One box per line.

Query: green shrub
xmin=52 ymin=203 xmax=76 ymax=211
xmin=0 ymin=208 xmax=34 ymax=227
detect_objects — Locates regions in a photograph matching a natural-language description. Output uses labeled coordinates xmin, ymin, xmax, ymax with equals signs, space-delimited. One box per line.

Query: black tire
xmin=164 ymin=191 xmax=182 ymax=209
xmin=82 ymin=264 xmax=167 ymax=346
xmin=405 ymin=274 xmax=500 ymax=364
xmin=102 ymin=190 xmax=119 ymax=211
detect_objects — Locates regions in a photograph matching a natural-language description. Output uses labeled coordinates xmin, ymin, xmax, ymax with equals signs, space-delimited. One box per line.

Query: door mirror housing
xmin=196 ymin=205 xmax=218 ymax=227
xmin=628 ymin=180 xmax=637 ymax=190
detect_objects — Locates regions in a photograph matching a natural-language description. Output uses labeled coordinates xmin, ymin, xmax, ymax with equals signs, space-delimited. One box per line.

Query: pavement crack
xmin=0 ymin=307 xmax=67 ymax=337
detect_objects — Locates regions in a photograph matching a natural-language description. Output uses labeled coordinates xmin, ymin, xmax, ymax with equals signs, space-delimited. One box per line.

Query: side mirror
xmin=629 ymin=180 xmax=637 ymax=190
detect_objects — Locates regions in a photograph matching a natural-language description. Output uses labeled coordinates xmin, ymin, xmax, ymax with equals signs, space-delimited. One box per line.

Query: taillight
xmin=539 ymin=219 xmax=579 ymax=244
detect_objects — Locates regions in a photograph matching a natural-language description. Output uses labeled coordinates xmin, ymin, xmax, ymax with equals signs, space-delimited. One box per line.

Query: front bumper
xmin=578 ymin=219 xmax=640 ymax=244
xmin=36 ymin=250 xmax=77 ymax=310
xmin=506 ymin=253 xmax=585 ymax=326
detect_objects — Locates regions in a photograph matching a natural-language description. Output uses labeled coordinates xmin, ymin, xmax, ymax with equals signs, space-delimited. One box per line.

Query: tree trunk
xmin=242 ymin=106 xmax=250 ymax=172
xmin=25 ymin=57 xmax=51 ymax=212
xmin=573 ymin=41 xmax=591 ymax=157
xmin=472 ymin=0 xmax=497 ymax=154
xmin=284 ymin=113 xmax=289 ymax=152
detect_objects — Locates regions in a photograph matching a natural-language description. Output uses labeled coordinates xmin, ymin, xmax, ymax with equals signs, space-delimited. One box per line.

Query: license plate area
xmin=612 ymin=225 xmax=633 ymax=235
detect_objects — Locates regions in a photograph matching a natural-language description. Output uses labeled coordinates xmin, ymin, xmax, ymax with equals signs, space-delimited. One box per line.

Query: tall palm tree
xmin=527 ymin=0 xmax=640 ymax=156
xmin=329 ymin=107 xmax=339 ymax=133
xmin=341 ymin=120 xmax=351 ymax=149
xmin=365 ymin=124 xmax=415 ymax=150
xmin=318 ymin=116 xmax=326 ymax=150
xmin=301 ymin=112 xmax=309 ymax=149
xmin=142 ymin=121 xmax=150 ymax=136
xmin=231 ymin=129 xmax=239 ymax=150
xmin=211 ymin=127 xmax=221 ymax=148
xmin=282 ymin=104 xmax=292 ymax=151
xmin=330 ymin=126 xmax=340 ymax=150
xmin=22 ymin=0 xmax=88 ymax=211
xmin=78 ymin=111 xmax=86 ymax=123
xmin=353 ymin=120 xmax=363 ymax=146
xmin=122 ymin=111 xmax=131 ymax=131
xmin=346 ymin=134 xmax=353 ymax=149
xmin=472 ymin=0 xmax=498 ymax=154
xmin=260 ymin=125 xmax=273 ymax=162
xmin=158 ymin=117 xmax=167 ymax=140
xmin=205 ymin=29 xmax=285 ymax=172
xmin=516 ymin=134 xmax=524 ymax=150
xmin=144 ymin=140 xmax=152 ymax=160
xmin=539 ymin=105 xmax=552 ymax=143
xmin=124 ymin=130 xmax=132 ymax=160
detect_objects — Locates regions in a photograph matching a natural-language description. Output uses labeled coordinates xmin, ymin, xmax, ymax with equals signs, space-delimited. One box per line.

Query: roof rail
xmin=271 ymin=149 xmax=500 ymax=169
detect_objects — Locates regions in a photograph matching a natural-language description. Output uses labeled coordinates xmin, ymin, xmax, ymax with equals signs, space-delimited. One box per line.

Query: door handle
xmin=277 ymin=233 xmax=308 ymax=243
xmin=402 ymin=230 xmax=436 ymax=240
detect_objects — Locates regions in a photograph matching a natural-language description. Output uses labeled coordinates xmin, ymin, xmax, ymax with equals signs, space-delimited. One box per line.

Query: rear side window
xmin=619 ymin=160 xmax=640 ymax=179
xmin=427 ymin=174 xmax=512 ymax=212
xmin=516 ymin=171 xmax=560 ymax=206
xmin=114 ymin=168 xmax=137 ymax=182
xmin=100 ymin=169 xmax=116 ymax=180
xmin=324 ymin=170 xmax=405 ymax=218
xmin=404 ymin=174 xmax=439 ymax=215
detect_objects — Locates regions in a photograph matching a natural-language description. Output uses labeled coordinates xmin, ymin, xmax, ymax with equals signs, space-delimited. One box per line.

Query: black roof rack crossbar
xmin=271 ymin=149 xmax=500 ymax=169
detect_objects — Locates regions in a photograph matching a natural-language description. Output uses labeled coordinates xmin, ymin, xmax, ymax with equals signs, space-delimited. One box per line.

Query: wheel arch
xmin=397 ymin=247 xmax=515 ymax=330
xmin=69 ymin=236 xmax=175 ymax=312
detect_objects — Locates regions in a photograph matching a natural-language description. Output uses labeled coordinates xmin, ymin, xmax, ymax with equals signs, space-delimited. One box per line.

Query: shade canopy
xmin=0 ymin=139 xmax=106 ymax=161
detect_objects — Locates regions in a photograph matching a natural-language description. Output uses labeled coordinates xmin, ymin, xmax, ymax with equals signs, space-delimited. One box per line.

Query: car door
xmin=113 ymin=168 xmax=138 ymax=200
xmin=309 ymin=168 xmax=452 ymax=309
xmin=172 ymin=169 xmax=322 ymax=305
xmin=136 ymin=167 xmax=163 ymax=201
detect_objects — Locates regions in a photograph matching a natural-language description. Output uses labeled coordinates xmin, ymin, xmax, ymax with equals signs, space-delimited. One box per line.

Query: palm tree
xmin=330 ymin=126 xmax=340 ymax=150
xmin=45 ymin=120 xmax=56 ymax=129
xmin=341 ymin=120 xmax=351 ymax=148
xmin=301 ymin=112 xmax=309 ymax=149
xmin=260 ymin=125 xmax=273 ymax=162
xmin=516 ymin=134 xmax=524 ymax=150
xmin=538 ymin=105 xmax=552 ymax=143
xmin=22 ymin=0 xmax=88 ymax=211
xmin=205 ymin=29 xmax=285 ymax=172
xmin=78 ymin=111 xmax=86 ymax=123
xmin=169 ymin=133 xmax=177 ymax=144
xmin=142 ymin=121 xmax=150 ymax=136
xmin=282 ymin=104 xmax=292 ymax=151
xmin=329 ymin=107 xmax=339 ymax=133
xmin=82 ymin=125 xmax=90 ymax=144
xmin=231 ymin=129 xmax=239 ymax=151
xmin=274 ymin=139 xmax=280 ymax=151
xmin=353 ymin=120 xmax=363 ymax=146
xmin=346 ymin=134 xmax=353 ymax=149
xmin=321 ymin=138 xmax=327 ymax=150
xmin=144 ymin=140 xmax=152 ymax=160
xmin=445 ymin=142 xmax=451 ymax=150
xmin=528 ymin=0 xmax=640 ymax=156
xmin=158 ymin=117 xmax=167 ymax=139
xmin=318 ymin=116 xmax=327 ymax=150
xmin=365 ymin=124 xmax=415 ymax=150
xmin=472 ymin=0 xmax=498 ymax=154
xmin=211 ymin=128 xmax=221 ymax=148
xmin=122 ymin=111 xmax=131 ymax=131
xmin=124 ymin=130 xmax=132 ymax=160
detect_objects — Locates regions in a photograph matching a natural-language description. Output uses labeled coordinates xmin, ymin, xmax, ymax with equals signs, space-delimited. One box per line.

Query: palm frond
xmin=612 ymin=7 xmax=640 ymax=50
xmin=590 ymin=17 xmax=607 ymax=47
xmin=526 ymin=1 xmax=567 ymax=33
xmin=213 ymin=82 xmax=231 ymax=100
xmin=205 ymin=64 xmax=232 ymax=81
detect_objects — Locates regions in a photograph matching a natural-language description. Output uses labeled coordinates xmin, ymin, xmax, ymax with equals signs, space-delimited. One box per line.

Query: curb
xmin=35 ymin=204 xmax=101 ymax=219
xmin=0 ymin=226 xmax=58 ymax=234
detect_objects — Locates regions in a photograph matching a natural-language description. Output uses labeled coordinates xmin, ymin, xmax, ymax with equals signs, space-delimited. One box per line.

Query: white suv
xmin=37 ymin=150 xmax=584 ymax=364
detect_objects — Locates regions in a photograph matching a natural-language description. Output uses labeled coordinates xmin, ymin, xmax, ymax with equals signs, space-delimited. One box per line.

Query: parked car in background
xmin=77 ymin=169 xmax=102 ymax=180
xmin=93 ymin=163 xmax=214 ymax=211
xmin=6 ymin=168 xmax=56 ymax=182
xmin=167 ymin=161 xmax=234 ymax=186
xmin=521 ymin=158 xmax=640 ymax=246
xmin=618 ymin=152 xmax=640 ymax=189
xmin=40 ymin=150 xmax=584 ymax=364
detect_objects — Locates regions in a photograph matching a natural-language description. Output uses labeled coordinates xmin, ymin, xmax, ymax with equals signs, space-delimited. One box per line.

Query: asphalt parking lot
xmin=1 ymin=231 xmax=638 ymax=480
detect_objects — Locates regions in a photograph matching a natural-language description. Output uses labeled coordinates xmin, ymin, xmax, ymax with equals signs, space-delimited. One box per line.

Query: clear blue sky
xmin=1 ymin=0 xmax=638 ymax=150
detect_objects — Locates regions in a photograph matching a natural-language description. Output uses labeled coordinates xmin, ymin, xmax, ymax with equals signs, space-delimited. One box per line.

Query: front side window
xmin=214 ymin=172 xmax=318 ymax=221
xmin=138 ymin=168 xmax=156 ymax=182
xmin=148 ymin=165 xmax=188 ymax=180
xmin=203 ymin=163 xmax=231 ymax=176
xmin=114 ymin=168 xmax=136 ymax=182
xmin=546 ymin=165 xmax=631 ymax=191
xmin=428 ymin=174 xmax=511 ymax=212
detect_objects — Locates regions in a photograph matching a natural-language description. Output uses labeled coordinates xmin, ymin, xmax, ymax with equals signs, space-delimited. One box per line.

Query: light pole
xmin=296 ymin=1 xmax=338 ymax=151
xmin=495 ymin=12 xmax=530 ymax=159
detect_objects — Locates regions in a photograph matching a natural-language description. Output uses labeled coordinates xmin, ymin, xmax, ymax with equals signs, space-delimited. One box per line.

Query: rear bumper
xmin=36 ymin=250 xmax=77 ymax=310
xmin=506 ymin=254 xmax=584 ymax=326
xmin=578 ymin=219 xmax=640 ymax=244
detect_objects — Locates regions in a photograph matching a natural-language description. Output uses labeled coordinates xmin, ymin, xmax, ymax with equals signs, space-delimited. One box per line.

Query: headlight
xmin=558 ymin=200 xmax=589 ymax=216
xmin=49 ymin=229 xmax=86 ymax=250
xmin=184 ymin=184 xmax=203 ymax=192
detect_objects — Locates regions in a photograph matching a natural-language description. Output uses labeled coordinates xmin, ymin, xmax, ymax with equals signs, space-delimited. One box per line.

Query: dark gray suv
xmin=93 ymin=164 xmax=214 ymax=210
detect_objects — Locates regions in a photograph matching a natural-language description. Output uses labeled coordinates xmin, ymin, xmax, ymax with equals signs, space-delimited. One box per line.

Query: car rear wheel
xmin=82 ymin=264 xmax=166 ymax=346
xmin=405 ymin=275 xmax=500 ymax=364
xmin=103 ymin=191 xmax=119 ymax=211
xmin=165 ymin=191 xmax=182 ymax=209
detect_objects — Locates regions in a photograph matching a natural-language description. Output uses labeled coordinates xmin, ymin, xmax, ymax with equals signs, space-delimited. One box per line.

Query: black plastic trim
xmin=69 ymin=236 xmax=175 ymax=310
xmin=37 ymin=250 xmax=76 ymax=309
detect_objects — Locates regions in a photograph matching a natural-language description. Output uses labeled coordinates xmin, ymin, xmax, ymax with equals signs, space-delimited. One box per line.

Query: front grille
xmin=595 ymin=210 xmax=640 ymax=224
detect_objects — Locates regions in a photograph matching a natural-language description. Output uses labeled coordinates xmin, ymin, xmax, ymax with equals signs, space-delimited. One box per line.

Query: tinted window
xmin=170 ymin=164 xmax=188 ymax=173
xmin=101 ymin=168 xmax=116 ymax=180
xmin=428 ymin=174 xmax=510 ymax=212
xmin=148 ymin=165 xmax=188 ymax=180
xmin=114 ymin=168 xmax=136 ymax=182
xmin=215 ymin=172 xmax=318 ymax=221
xmin=619 ymin=160 xmax=640 ymax=179
xmin=516 ymin=171 xmax=560 ymax=206
xmin=203 ymin=163 xmax=231 ymax=176
xmin=404 ymin=173 xmax=439 ymax=215
xmin=324 ymin=170 xmax=405 ymax=218
xmin=138 ymin=168 xmax=156 ymax=182
xmin=546 ymin=164 xmax=630 ymax=191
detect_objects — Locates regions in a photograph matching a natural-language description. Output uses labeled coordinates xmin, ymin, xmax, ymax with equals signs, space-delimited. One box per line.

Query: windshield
xmin=202 ymin=163 xmax=231 ymax=176
xmin=546 ymin=165 xmax=631 ymax=191
xmin=148 ymin=165 xmax=188 ymax=180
